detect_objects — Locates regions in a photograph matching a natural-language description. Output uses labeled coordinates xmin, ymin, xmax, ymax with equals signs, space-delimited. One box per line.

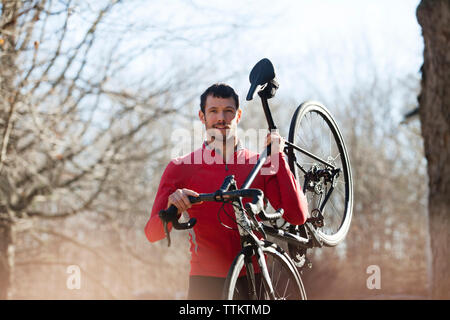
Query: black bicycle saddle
xmin=246 ymin=58 xmax=276 ymax=101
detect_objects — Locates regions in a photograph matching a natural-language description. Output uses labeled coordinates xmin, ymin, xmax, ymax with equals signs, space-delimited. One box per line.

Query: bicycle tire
xmin=222 ymin=244 xmax=307 ymax=300
xmin=287 ymin=101 xmax=353 ymax=246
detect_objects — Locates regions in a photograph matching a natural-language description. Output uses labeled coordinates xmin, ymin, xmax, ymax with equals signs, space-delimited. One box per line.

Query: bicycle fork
xmin=256 ymin=246 xmax=276 ymax=300
xmin=242 ymin=244 xmax=276 ymax=300
xmin=233 ymin=195 xmax=276 ymax=300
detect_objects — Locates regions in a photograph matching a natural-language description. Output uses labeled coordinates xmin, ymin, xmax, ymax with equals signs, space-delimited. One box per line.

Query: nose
xmin=215 ymin=111 xmax=226 ymax=123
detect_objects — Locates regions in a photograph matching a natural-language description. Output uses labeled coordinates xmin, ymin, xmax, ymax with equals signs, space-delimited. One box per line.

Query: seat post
xmin=258 ymin=93 xmax=277 ymax=131
xmin=258 ymin=79 xmax=279 ymax=131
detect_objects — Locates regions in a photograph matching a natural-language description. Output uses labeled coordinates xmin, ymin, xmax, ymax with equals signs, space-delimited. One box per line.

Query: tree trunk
xmin=0 ymin=223 xmax=14 ymax=299
xmin=0 ymin=0 xmax=21 ymax=170
xmin=416 ymin=0 xmax=450 ymax=300
xmin=0 ymin=0 xmax=21 ymax=300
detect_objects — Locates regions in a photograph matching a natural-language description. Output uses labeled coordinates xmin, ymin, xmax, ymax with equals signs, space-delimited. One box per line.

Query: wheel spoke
xmin=225 ymin=248 xmax=306 ymax=300
xmin=283 ymin=278 xmax=290 ymax=298
xmin=287 ymin=102 xmax=353 ymax=246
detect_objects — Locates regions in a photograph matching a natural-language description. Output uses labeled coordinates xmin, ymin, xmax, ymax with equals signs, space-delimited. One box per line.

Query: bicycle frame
xmin=217 ymin=146 xmax=316 ymax=299
xmin=214 ymin=91 xmax=325 ymax=298
xmin=232 ymin=140 xmax=318 ymax=251
xmin=238 ymin=92 xmax=326 ymax=246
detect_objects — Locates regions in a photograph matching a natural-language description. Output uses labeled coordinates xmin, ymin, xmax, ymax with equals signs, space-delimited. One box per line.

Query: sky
xmin=54 ymin=0 xmax=424 ymax=129
xmin=122 ymin=0 xmax=424 ymax=107
xmin=221 ymin=0 xmax=423 ymax=101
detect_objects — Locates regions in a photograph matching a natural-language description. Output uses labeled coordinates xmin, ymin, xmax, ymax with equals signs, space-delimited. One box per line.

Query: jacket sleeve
xmin=144 ymin=161 xmax=182 ymax=243
xmin=262 ymin=152 xmax=309 ymax=225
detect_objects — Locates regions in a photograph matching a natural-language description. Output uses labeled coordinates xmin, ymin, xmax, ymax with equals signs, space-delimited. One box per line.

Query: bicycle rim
xmin=223 ymin=245 xmax=306 ymax=300
xmin=288 ymin=101 xmax=353 ymax=246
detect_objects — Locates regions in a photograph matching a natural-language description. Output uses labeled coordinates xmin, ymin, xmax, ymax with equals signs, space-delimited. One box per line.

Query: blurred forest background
xmin=0 ymin=0 xmax=446 ymax=299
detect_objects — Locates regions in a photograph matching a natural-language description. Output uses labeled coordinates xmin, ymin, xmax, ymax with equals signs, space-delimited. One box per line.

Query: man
xmin=145 ymin=83 xmax=308 ymax=299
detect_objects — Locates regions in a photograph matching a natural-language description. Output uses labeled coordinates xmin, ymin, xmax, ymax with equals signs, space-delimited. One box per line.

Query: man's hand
xmin=265 ymin=130 xmax=285 ymax=154
xmin=167 ymin=188 xmax=202 ymax=214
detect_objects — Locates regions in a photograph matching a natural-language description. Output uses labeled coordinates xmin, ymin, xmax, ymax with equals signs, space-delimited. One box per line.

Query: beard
xmin=204 ymin=121 xmax=238 ymax=163
xmin=205 ymin=123 xmax=236 ymax=143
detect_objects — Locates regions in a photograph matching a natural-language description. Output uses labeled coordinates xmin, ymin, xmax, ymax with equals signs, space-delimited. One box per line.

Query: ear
xmin=199 ymin=110 xmax=206 ymax=124
xmin=236 ymin=108 xmax=242 ymax=124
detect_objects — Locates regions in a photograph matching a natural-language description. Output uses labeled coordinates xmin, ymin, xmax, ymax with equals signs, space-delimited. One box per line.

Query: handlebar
xmin=245 ymin=202 xmax=284 ymax=221
xmin=158 ymin=175 xmax=284 ymax=247
xmin=158 ymin=205 xmax=197 ymax=247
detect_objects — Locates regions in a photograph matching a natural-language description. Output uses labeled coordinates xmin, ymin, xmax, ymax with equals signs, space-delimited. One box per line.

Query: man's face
xmin=199 ymin=95 xmax=242 ymax=143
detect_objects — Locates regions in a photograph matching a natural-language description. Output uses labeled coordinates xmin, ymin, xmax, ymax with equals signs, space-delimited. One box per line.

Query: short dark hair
xmin=200 ymin=83 xmax=239 ymax=113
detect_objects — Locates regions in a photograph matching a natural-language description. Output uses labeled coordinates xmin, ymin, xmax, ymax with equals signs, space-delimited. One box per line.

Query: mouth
xmin=209 ymin=125 xmax=233 ymax=140
xmin=213 ymin=125 xmax=230 ymax=130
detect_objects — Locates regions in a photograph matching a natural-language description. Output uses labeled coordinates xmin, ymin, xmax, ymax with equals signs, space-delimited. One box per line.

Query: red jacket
xmin=145 ymin=142 xmax=308 ymax=277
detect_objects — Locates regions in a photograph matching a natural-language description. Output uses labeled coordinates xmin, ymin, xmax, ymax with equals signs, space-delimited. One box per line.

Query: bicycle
xmin=158 ymin=58 xmax=353 ymax=300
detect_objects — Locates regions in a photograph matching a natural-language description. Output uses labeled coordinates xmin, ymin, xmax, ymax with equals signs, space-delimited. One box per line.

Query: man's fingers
xmin=264 ymin=132 xmax=285 ymax=153
xmin=168 ymin=194 xmax=187 ymax=213
xmin=182 ymin=189 xmax=203 ymax=205
xmin=183 ymin=189 xmax=199 ymax=197
xmin=175 ymin=193 xmax=189 ymax=210
xmin=180 ymin=194 xmax=191 ymax=209
xmin=167 ymin=189 xmax=203 ymax=213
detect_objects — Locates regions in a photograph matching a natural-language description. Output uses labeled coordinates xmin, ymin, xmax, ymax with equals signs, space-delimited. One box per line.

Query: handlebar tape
xmin=258 ymin=208 xmax=284 ymax=221
xmin=245 ymin=202 xmax=284 ymax=221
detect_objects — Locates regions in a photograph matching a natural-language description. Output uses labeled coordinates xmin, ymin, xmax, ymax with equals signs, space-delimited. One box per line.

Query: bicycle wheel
xmin=223 ymin=244 xmax=307 ymax=300
xmin=287 ymin=101 xmax=353 ymax=246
